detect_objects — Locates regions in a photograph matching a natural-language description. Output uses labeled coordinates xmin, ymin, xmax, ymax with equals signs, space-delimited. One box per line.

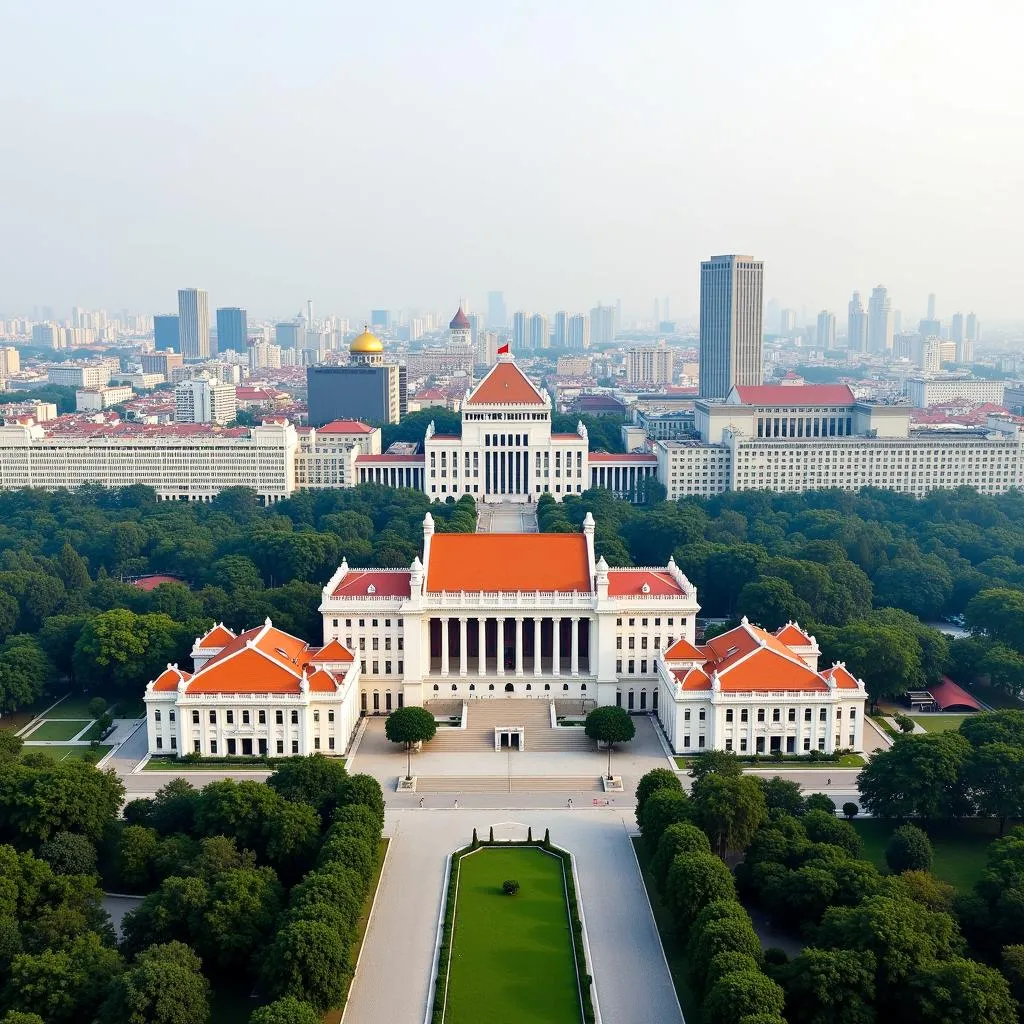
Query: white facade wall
xmin=906 ymin=378 xmax=1008 ymax=407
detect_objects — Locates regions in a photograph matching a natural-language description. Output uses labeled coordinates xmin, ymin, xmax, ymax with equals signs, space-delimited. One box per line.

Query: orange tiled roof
xmin=427 ymin=534 xmax=591 ymax=593
xmin=332 ymin=571 xmax=411 ymax=598
xmin=464 ymin=361 xmax=545 ymax=406
xmin=153 ymin=665 xmax=191 ymax=691
xmin=181 ymin=621 xmax=346 ymax=695
xmin=664 ymin=636 xmax=705 ymax=660
xmin=775 ymin=622 xmax=812 ymax=645
xmin=822 ymin=664 xmax=862 ymax=690
xmin=607 ymin=570 xmax=685 ymax=597
xmin=673 ymin=666 xmax=711 ymax=691
xmin=198 ymin=623 xmax=236 ymax=648
xmin=310 ymin=639 xmax=355 ymax=663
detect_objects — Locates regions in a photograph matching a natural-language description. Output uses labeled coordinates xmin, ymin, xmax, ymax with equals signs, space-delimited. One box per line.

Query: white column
xmin=515 ymin=617 xmax=524 ymax=676
xmin=478 ymin=618 xmax=487 ymax=676
xmin=496 ymin=617 xmax=505 ymax=675
xmin=533 ymin=618 xmax=542 ymax=676
xmin=570 ymin=617 xmax=579 ymax=676
xmin=440 ymin=617 xmax=449 ymax=677
xmin=552 ymin=617 xmax=561 ymax=676
xmin=459 ymin=617 xmax=468 ymax=676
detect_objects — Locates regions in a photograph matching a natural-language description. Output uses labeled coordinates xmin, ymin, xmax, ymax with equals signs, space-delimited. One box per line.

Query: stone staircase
xmin=416 ymin=775 xmax=604 ymax=793
xmin=424 ymin=699 xmax=594 ymax=753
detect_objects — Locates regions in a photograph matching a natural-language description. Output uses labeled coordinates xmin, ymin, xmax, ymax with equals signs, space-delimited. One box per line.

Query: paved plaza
xmin=342 ymin=806 xmax=684 ymax=1024
xmin=476 ymin=501 xmax=539 ymax=533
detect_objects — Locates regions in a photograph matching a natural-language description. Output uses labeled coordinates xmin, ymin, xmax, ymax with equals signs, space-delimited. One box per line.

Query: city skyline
xmin=1 ymin=2 xmax=1022 ymax=319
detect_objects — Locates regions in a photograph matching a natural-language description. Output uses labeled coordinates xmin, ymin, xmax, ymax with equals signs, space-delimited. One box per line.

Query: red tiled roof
xmin=930 ymin=676 xmax=983 ymax=711
xmin=465 ymin=360 xmax=545 ymax=406
xmin=733 ymin=384 xmax=855 ymax=406
xmin=775 ymin=622 xmax=812 ymax=646
xmin=197 ymin=623 xmax=236 ymax=648
xmin=332 ymin=570 xmax=411 ymax=598
xmin=665 ymin=636 xmax=705 ymax=660
xmin=607 ymin=570 xmax=685 ymax=597
xmin=673 ymin=666 xmax=711 ymax=691
xmin=822 ymin=664 xmax=862 ymax=690
xmin=427 ymin=534 xmax=591 ymax=593
xmin=152 ymin=665 xmax=190 ymax=692
xmin=317 ymin=420 xmax=373 ymax=434
xmin=309 ymin=639 xmax=355 ymax=663
xmin=450 ymin=307 xmax=471 ymax=330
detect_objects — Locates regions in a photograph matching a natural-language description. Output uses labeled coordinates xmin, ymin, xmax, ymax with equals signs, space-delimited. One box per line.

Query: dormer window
xmin=641 ymin=582 xmax=650 ymax=594
xmin=367 ymin=584 xmax=376 ymax=594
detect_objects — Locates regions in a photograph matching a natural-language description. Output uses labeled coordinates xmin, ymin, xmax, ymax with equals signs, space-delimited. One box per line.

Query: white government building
xmin=144 ymin=513 xmax=868 ymax=758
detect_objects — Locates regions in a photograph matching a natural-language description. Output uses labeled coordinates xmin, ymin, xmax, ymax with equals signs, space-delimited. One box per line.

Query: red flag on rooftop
xmin=497 ymin=343 xmax=509 ymax=355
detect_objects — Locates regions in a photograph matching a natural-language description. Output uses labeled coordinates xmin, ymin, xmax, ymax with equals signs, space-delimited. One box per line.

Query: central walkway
xmin=424 ymin=699 xmax=595 ymax=753
xmin=476 ymin=501 xmax=539 ymax=533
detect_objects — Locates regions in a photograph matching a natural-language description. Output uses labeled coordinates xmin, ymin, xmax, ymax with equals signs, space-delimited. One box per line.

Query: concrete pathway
xmin=476 ymin=502 xmax=539 ymax=533
xmin=343 ymin=808 xmax=683 ymax=1024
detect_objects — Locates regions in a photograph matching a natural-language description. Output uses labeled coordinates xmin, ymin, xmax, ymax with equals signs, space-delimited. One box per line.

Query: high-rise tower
xmin=698 ymin=254 xmax=764 ymax=400
xmin=847 ymin=292 xmax=868 ymax=352
xmin=215 ymin=307 xmax=248 ymax=353
xmin=867 ymin=286 xmax=894 ymax=354
xmin=177 ymin=288 xmax=210 ymax=359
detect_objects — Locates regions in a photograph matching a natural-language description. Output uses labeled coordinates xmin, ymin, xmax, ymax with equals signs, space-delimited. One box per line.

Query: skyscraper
xmin=966 ymin=312 xmax=980 ymax=341
xmin=275 ymin=321 xmax=304 ymax=349
xmin=529 ymin=313 xmax=549 ymax=350
xmin=927 ymin=293 xmax=937 ymax=320
xmin=698 ymin=254 xmax=764 ymax=400
xmin=589 ymin=304 xmax=617 ymax=346
xmin=567 ymin=314 xmax=590 ymax=350
xmin=512 ymin=311 xmax=530 ymax=352
xmin=487 ymin=291 xmax=507 ymax=329
xmin=780 ymin=309 xmax=797 ymax=336
xmin=867 ymin=286 xmax=894 ymax=354
xmin=553 ymin=311 xmax=569 ymax=348
xmin=847 ymin=292 xmax=868 ymax=352
xmin=816 ymin=310 xmax=836 ymax=350
xmin=177 ymin=288 xmax=210 ymax=359
xmin=951 ymin=312 xmax=964 ymax=343
xmin=215 ymin=307 xmax=248 ymax=353
xmin=154 ymin=314 xmax=180 ymax=352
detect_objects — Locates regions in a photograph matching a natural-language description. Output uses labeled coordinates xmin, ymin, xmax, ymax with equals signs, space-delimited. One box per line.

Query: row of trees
xmin=859 ymin=711 xmax=1024 ymax=833
xmin=637 ymin=754 xmax=1022 ymax=1024
xmin=0 ymin=742 xmax=385 ymax=1023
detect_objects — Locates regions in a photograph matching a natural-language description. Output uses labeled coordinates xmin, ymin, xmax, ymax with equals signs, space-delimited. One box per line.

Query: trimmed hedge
xmin=430 ymin=839 xmax=596 ymax=1024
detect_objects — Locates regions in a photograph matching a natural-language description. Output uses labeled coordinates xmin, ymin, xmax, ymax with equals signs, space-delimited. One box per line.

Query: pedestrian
xmin=567 ymin=797 xmax=573 ymax=809
xmin=827 ymin=778 xmax=832 ymax=786
xmin=453 ymin=799 xmax=459 ymax=809
xmin=419 ymin=796 xmax=424 ymax=808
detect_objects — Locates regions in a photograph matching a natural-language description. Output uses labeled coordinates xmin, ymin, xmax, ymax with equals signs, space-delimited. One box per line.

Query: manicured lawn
xmin=912 ymin=714 xmax=967 ymax=733
xmin=47 ymin=695 xmax=106 ymax=718
xmin=26 ymin=719 xmax=91 ymax=740
xmin=27 ymin=744 xmax=112 ymax=763
xmin=674 ymin=753 xmax=864 ymax=771
xmin=632 ymin=838 xmax=702 ymax=1024
xmin=851 ymin=818 xmax=1004 ymax=892
xmin=143 ymin=759 xmax=274 ymax=772
xmin=444 ymin=847 xmax=582 ymax=1024
xmin=0 ymin=694 xmax=61 ymax=734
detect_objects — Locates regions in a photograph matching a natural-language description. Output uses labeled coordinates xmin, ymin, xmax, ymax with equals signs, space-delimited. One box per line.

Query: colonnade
xmin=358 ymin=464 xmax=423 ymax=488
xmin=429 ymin=616 xmax=589 ymax=677
xmin=591 ymin=463 xmax=657 ymax=495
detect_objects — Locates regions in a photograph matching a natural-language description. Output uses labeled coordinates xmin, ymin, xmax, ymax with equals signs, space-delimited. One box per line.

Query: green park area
xmin=913 ymin=714 xmax=968 ymax=733
xmin=28 ymin=743 xmax=113 ymax=762
xmin=443 ymin=847 xmax=583 ymax=1024
xmin=26 ymin=718 xmax=90 ymax=740
xmin=852 ymin=818 xmax=999 ymax=892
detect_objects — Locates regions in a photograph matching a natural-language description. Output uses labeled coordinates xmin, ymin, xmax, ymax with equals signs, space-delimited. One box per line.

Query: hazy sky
xmin=2 ymin=1 xmax=1022 ymax=323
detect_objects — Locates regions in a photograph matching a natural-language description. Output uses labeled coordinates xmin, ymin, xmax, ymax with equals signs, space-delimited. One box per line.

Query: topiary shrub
xmin=885 ymin=823 xmax=933 ymax=873
xmin=502 ymin=880 xmax=520 ymax=895
xmin=842 ymin=802 xmax=859 ymax=820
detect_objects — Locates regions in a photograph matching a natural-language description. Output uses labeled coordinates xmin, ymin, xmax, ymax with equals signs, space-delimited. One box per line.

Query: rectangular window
xmin=209 ymin=710 xmax=216 ymax=724
xmin=628 ymin=660 xmax=635 ymax=674
xmin=804 ymin=708 xmax=812 ymax=722
xmin=292 ymin=740 xmax=299 ymax=754
xmin=156 ymin=736 xmax=162 ymax=749
xmin=194 ymin=740 xmax=201 ymax=753
xmin=726 ymin=709 xmax=733 ymax=722
xmin=741 ymin=709 xmax=748 ymax=722
xmin=313 ymin=710 xmax=320 ymax=723
xmin=329 ymin=737 xmax=336 ymax=750
xmin=210 ymin=740 xmax=218 ymax=754
xmin=314 ymin=737 xmax=320 ymax=750
xmin=756 ymin=737 xmax=765 ymax=753
xmin=772 ymin=708 xmax=780 ymax=722
xmin=242 ymin=710 xmax=250 ymax=725
xmin=227 ymin=738 xmax=236 ymax=755
xmin=683 ymin=735 xmax=690 ymax=748
xmin=616 ymin=659 xmax=622 ymax=673
xmin=291 ymin=710 xmax=298 ymax=725
xmin=788 ymin=708 xmax=796 ymax=722
xmin=684 ymin=709 xmax=690 ymax=721
xmin=226 ymin=710 xmax=234 ymax=724
xmin=698 ymin=736 xmax=705 ymax=748
xmin=276 ymin=740 xmax=284 ymax=755
xmin=155 ymin=709 xmax=162 ymax=722
xmin=258 ymin=710 xmax=266 ymax=724
xmin=616 ymin=637 xmax=622 ymax=650
xmin=757 ymin=709 xmax=765 ymax=723
xmin=328 ymin=711 xmax=335 ymax=723
xmin=819 ymin=708 xmax=827 ymax=722
xmin=850 ymin=708 xmax=857 ymax=720
xmin=276 ymin=709 xmax=283 ymax=725
xmin=740 ymin=738 xmax=747 ymax=752
xmin=192 ymin=710 xmax=199 ymax=724
xmin=725 ymin=739 xmax=733 ymax=751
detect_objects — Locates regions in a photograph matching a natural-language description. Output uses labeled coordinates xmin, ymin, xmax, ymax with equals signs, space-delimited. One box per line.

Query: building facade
xmin=178 ymin=288 xmax=210 ymax=359
xmin=175 ymin=376 xmax=238 ymax=425
xmin=144 ymin=621 xmax=360 ymax=758
xmin=294 ymin=420 xmax=380 ymax=489
xmin=627 ymin=344 xmax=674 ymax=384
xmin=905 ymin=377 xmax=1008 ymax=407
xmin=867 ymin=286 xmax=894 ymax=353
xmin=698 ymin=254 xmax=764 ymax=400
xmin=847 ymin=292 xmax=868 ymax=352
xmin=216 ymin=307 xmax=248 ymax=353
xmin=153 ymin=315 xmax=180 ymax=353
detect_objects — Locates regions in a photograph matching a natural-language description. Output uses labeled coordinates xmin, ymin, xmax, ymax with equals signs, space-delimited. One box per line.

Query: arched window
xmin=469 ymin=684 xmax=476 ymax=691
xmin=544 ymin=683 xmax=551 ymax=691
xmin=433 ymin=684 xmax=439 ymax=691
xmin=525 ymin=683 xmax=532 ymax=691
xmin=563 ymin=683 xmax=569 ymax=691
xmin=489 ymin=684 xmax=495 ymax=691
xmin=581 ymin=683 xmax=587 ymax=691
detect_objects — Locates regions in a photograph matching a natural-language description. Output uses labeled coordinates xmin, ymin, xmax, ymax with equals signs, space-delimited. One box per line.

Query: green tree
xmin=888 ymin=870 xmax=956 ymax=914
xmin=383 ymin=706 xmax=438 ymax=780
xmin=911 ymin=956 xmax=1017 ymax=1024
xmin=801 ymin=810 xmax=862 ymax=858
xmin=334 ymin=774 xmax=385 ymax=830
xmin=584 ymin=705 xmax=636 ymax=779
xmin=199 ymin=867 xmax=283 ymax=972
xmin=688 ymin=916 xmax=764 ymax=991
xmin=964 ymin=742 xmax=1024 ymax=835
xmin=148 ymin=778 xmax=201 ymax=837
xmin=782 ymin=947 xmax=876 ymax=1024
xmin=1001 ymin=945 xmax=1024 ymax=1010
xmin=691 ymin=773 xmax=768 ymax=859
xmin=759 ymin=777 xmax=805 ymax=816
xmin=99 ymin=941 xmax=210 ymax=1024
xmin=266 ymin=754 xmax=349 ymax=821
xmin=248 ymin=997 xmax=321 ymax=1024
xmin=635 ymin=768 xmax=683 ymax=822
xmin=640 ymin=789 xmax=692 ymax=853
xmin=960 ymin=710 xmax=1024 ymax=749
xmin=652 ymin=822 xmax=712 ymax=888
xmin=73 ymin=610 xmax=183 ymax=694
xmin=704 ymin=970 xmax=786 ymax=1024
xmin=0 ymin=636 xmax=53 ymax=715
xmin=37 ymin=832 xmax=97 ymax=876
xmin=260 ymin=920 xmax=349 ymax=1013
xmin=56 ymin=542 xmax=90 ymax=591
xmin=966 ymin=588 xmax=1024 ymax=653
xmin=120 ymin=875 xmax=210 ymax=956
xmin=665 ymin=851 xmax=736 ymax=930
xmin=262 ymin=801 xmax=321 ymax=882
xmin=738 ymin=577 xmax=812 ymax=631
xmin=117 ymin=825 xmax=159 ymax=891
xmin=0 ymin=1012 xmax=45 ymax=1024
xmin=689 ymin=749 xmax=743 ymax=783
xmin=858 ymin=733 xmax=971 ymax=820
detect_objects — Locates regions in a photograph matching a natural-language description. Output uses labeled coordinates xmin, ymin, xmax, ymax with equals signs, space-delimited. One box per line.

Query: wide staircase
xmin=416 ymin=775 xmax=604 ymax=794
xmin=423 ymin=698 xmax=594 ymax=753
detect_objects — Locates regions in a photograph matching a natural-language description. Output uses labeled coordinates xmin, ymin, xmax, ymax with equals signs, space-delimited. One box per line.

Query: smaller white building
xmin=76 ymin=385 xmax=134 ymax=412
xmin=144 ymin=620 xmax=360 ymax=758
xmin=175 ymin=375 xmax=238 ymax=425
xmin=657 ymin=619 xmax=867 ymax=755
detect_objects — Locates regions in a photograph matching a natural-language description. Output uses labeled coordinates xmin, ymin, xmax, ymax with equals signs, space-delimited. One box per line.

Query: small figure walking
xmin=419 ymin=796 xmax=425 ymax=808
xmin=827 ymin=778 xmax=832 ymax=787
xmin=567 ymin=798 xmax=573 ymax=809
xmin=453 ymin=799 xmax=459 ymax=809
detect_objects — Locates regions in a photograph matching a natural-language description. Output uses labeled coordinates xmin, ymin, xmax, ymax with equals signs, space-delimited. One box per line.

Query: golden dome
xmin=350 ymin=326 xmax=383 ymax=354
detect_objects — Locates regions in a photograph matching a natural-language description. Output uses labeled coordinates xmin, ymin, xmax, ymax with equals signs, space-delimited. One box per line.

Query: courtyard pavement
xmin=476 ymin=502 xmax=539 ymax=533
xmin=342 ymin=807 xmax=684 ymax=1024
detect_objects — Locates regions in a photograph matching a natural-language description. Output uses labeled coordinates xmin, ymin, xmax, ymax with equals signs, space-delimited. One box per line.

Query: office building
xmin=927 ymin=293 xmax=937 ymax=320
xmin=847 ymin=292 xmax=868 ymax=352
xmin=512 ymin=311 xmax=530 ymax=352
xmin=141 ymin=350 xmax=184 ymax=377
xmin=966 ymin=313 xmax=980 ymax=342
xmin=215 ymin=307 xmax=248 ymax=353
xmin=780 ymin=309 xmax=797 ymax=336
xmin=153 ymin=315 xmax=180 ymax=352
xmin=553 ymin=311 xmax=569 ymax=349
xmin=529 ymin=313 xmax=549 ymax=351
xmin=76 ymin=385 xmax=134 ymax=412
xmin=0 ymin=347 xmax=20 ymax=378
xmin=175 ymin=376 xmax=238 ymax=425
xmin=567 ymin=314 xmax=591 ymax=350
xmin=919 ymin=318 xmax=941 ymax=338
xmin=626 ymin=344 xmax=674 ymax=384
xmin=589 ymin=304 xmax=617 ymax=346
xmin=816 ymin=311 xmax=836 ymax=350
xmin=370 ymin=310 xmax=390 ymax=331
xmin=906 ymin=377 xmax=1008 ymax=408
xmin=48 ymin=364 xmax=111 ymax=388
xmin=698 ymin=254 xmax=764 ymax=400
xmin=306 ymin=328 xmax=403 ymax=427
xmin=249 ymin=341 xmax=281 ymax=371
xmin=487 ymin=291 xmax=507 ymax=329
xmin=867 ymin=286 xmax=894 ymax=353
xmin=177 ymin=289 xmax=210 ymax=359
xmin=32 ymin=324 xmax=63 ymax=349
xmin=275 ymin=321 xmax=304 ymax=349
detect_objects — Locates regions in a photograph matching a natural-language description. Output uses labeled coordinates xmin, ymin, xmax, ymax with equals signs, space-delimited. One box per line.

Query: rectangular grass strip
xmin=444 ymin=847 xmax=583 ymax=1024
xmin=26 ymin=719 xmax=91 ymax=741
